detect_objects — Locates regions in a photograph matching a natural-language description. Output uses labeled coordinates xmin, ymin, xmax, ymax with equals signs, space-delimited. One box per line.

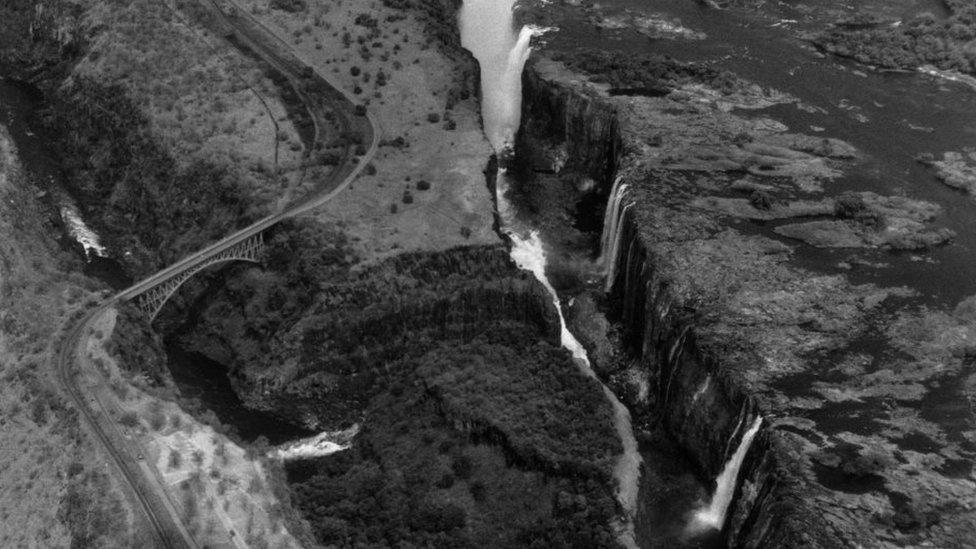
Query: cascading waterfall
xmin=459 ymin=2 xmax=641 ymax=547
xmin=689 ymin=415 xmax=763 ymax=533
xmin=459 ymin=0 xmax=537 ymax=152
xmin=596 ymin=176 xmax=633 ymax=292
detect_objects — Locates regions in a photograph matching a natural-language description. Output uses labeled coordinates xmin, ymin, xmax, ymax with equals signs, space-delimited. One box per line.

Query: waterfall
xmin=597 ymin=176 xmax=633 ymax=291
xmin=459 ymin=0 xmax=540 ymax=152
xmin=690 ymin=415 xmax=763 ymax=533
xmin=459 ymin=2 xmax=641 ymax=546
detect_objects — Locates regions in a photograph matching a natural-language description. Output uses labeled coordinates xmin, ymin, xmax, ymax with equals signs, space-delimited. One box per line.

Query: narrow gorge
xmin=1 ymin=0 xmax=973 ymax=547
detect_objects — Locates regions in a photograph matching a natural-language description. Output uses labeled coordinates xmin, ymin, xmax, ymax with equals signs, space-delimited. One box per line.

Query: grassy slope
xmin=0 ymin=124 xmax=142 ymax=547
xmin=19 ymin=0 xmax=312 ymax=275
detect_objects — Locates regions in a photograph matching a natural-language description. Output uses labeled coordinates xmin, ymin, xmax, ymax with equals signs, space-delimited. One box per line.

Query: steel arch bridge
xmin=120 ymin=232 xmax=265 ymax=320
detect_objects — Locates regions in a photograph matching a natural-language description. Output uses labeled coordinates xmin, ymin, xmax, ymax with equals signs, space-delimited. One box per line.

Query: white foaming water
xmin=690 ymin=415 xmax=763 ymax=533
xmin=501 ymin=173 xmax=640 ymax=548
xmin=271 ymin=424 xmax=359 ymax=461
xmin=459 ymin=0 xmax=541 ymax=151
xmin=60 ymin=199 xmax=107 ymax=259
xmin=692 ymin=375 xmax=711 ymax=404
xmin=597 ymin=176 xmax=633 ymax=292
xmin=460 ymin=2 xmax=640 ymax=546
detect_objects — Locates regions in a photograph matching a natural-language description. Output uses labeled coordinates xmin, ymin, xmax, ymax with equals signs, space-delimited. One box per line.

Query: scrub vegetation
xmin=153 ymin=220 xmax=626 ymax=547
xmin=4 ymin=0 xmax=307 ymax=276
xmin=816 ymin=0 xmax=976 ymax=73
xmin=549 ymin=48 xmax=743 ymax=95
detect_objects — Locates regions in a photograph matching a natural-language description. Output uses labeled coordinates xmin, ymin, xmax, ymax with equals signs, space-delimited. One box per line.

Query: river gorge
xmin=0 ymin=0 xmax=974 ymax=547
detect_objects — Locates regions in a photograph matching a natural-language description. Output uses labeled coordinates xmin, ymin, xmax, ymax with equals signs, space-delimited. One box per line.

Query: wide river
xmin=542 ymin=0 xmax=976 ymax=307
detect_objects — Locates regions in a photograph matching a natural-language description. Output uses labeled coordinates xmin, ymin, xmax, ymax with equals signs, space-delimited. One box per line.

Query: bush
xmin=269 ymin=0 xmax=307 ymax=12
xmin=834 ymin=193 xmax=867 ymax=218
xmin=749 ymin=190 xmax=773 ymax=210
xmin=416 ymin=180 xmax=431 ymax=191
xmin=119 ymin=412 xmax=140 ymax=428
xmin=426 ymin=112 xmax=440 ymax=123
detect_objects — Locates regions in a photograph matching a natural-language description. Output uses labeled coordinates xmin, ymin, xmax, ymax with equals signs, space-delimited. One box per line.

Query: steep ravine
xmin=516 ymin=58 xmax=840 ymax=546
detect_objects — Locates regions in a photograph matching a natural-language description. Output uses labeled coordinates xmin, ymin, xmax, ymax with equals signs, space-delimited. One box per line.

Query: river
xmin=460 ymin=1 xmax=645 ymax=547
xmin=0 ymin=73 xmax=131 ymax=289
xmin=540 ymin=0 xmax=976 ymax=307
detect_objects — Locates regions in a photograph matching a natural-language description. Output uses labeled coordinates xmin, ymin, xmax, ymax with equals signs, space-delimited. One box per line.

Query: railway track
xmin=53 ymin=1 xmax=380 ymax=545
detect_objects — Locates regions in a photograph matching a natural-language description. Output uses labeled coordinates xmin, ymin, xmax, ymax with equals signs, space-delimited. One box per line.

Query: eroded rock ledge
xmin=520 ymin=53 xmax=975 ymax=547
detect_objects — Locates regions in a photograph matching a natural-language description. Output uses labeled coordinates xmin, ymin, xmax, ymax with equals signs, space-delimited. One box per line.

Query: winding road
xmin=54 ymin=1 xmax=379 ymax=546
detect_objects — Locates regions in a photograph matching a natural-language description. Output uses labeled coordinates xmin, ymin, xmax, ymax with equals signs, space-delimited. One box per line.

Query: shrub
xmin=119 ymin=412 xmax=140 ymax=428
xmin=749 ymin=190 xmax=773 ymax=210
xmin=426 ymin=112 xmax=440 ymax=123
xmin=269 ymin=0 xmax=306 ymax=12
xmin=402 ymin=190 xmax=414 ymax=204
xmin=834 ymin=192 xmax=866 ymax=218
xmin=416 ymin=180 xmax=431 ymax=191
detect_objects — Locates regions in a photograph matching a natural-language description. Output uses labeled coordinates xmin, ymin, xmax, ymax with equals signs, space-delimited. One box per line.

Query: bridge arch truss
xmin=132 ymin=232 xmax=264 ymax=320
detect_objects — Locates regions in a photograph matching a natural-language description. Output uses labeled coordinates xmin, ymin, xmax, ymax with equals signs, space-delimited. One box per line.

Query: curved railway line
xmin=53 ymin=0 xmax=379 ymax=545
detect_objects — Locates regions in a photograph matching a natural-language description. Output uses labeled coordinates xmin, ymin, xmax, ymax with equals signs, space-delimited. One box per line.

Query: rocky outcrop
xmin=602 ymin=211 xmax=848 ymax=546
xmin=515 ymin=53 xmax=974 ymax=547
xmin=519 ymin=62 xmax=622 ymax=188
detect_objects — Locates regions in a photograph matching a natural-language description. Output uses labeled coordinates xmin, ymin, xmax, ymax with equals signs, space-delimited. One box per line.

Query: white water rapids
xmin=460 ymin=2 xmax=641 ymax=546
xmin=271 ymin=424 xmax=360 ymax=461
xmin=60 ymin=198 xmax=107 ymax=258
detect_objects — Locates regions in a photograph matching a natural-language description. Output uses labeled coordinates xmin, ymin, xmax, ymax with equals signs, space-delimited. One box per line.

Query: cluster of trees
xmin=380 ymin=0 xmax=478 ymax=104
xmin=551 ymin=47 xmax=742 ymax=95
xmin=179 ymin=224 xmax=626 ymax=546
xmin=815 ymin=4 xmax=976 ymax=73
xmin=380 ymin=0 xmax=465 ymax=52
xmin=418 ymin=340 xmax=620 ymax=477
xmin=289 ymin=378 xmax=620 ymax=547
xmin=106 ymin=304 xmax=169 ymax=385
xmin=50 ymin=78 xmax=267 ymax=275
xmin=59 ymin=466 xmax=130 ymax=547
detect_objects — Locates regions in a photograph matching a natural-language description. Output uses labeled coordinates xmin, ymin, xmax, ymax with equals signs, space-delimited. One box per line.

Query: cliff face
xmin=519 ymin=65 xmax=621 ymax=188
xmin=601 ymin=214 xmax=845 ymax=546
xmin=515 ymin=55 xmax=974 ymax=547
